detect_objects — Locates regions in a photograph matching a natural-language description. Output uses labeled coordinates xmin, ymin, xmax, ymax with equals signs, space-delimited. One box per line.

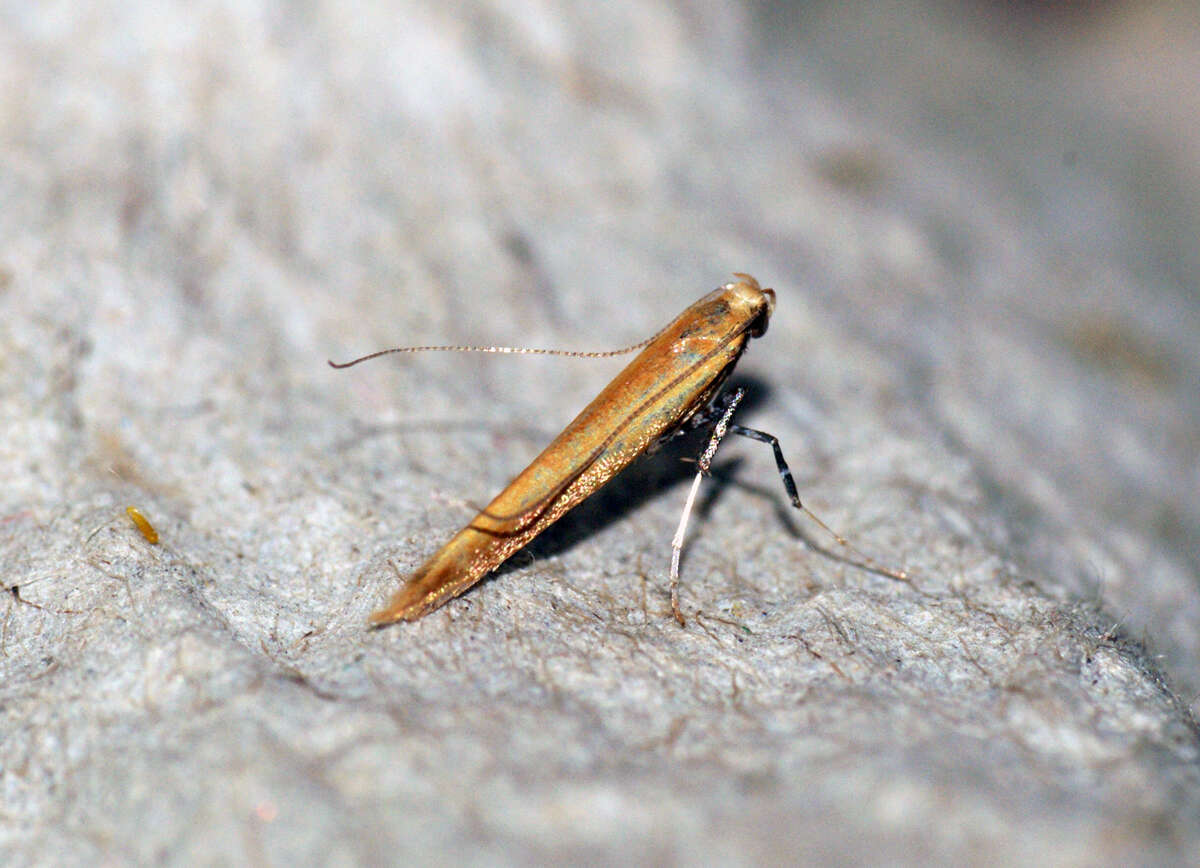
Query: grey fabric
xmin=2 ymin=2 xmax=1197 ymax=864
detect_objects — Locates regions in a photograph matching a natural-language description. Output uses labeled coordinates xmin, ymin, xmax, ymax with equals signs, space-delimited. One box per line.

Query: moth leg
xmin=670 ymin=387 xmax=745 ymax=626
xmin=691 ymin=385 xmax=743 ymax=433
xmin=652 ymin=382 xmax=742 ymax=452
xmin=727 ymin=425 xmax=908 ymax=582
xmin=727 ymin=424 xmax=803 ymax=508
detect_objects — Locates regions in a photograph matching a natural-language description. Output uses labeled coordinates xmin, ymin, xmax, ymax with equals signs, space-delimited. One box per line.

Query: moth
xmin=332 ymin=274 xmax=903 ymax=625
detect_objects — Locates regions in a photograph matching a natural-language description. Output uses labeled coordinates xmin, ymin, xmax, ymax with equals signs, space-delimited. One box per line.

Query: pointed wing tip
xmin=367 ymin=609 xmax=399 ymax=627
xmin=368 ymin=587 xmax=434 ymax=626
xmin=368 ymin=603 xmax=415 ymax=627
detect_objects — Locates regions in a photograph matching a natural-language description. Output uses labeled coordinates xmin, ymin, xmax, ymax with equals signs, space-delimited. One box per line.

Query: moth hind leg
xmin=727 ymin=424 xmax=908 ymax=582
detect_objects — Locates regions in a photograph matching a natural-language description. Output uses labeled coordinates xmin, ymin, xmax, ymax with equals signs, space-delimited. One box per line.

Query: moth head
xmin=728 ymin=273 xmax=775 ymax=337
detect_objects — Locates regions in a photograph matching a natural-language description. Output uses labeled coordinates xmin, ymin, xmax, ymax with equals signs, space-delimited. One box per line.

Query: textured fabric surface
xmin=2 ymin=1 xmax=1198 ymax=864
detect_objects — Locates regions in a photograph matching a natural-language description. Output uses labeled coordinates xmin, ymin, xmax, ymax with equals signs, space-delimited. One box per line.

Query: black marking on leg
xmin=728 ymin=425 xmax=802 ymax=509
xmin=726 ymin=424 xmax=910 ymax=583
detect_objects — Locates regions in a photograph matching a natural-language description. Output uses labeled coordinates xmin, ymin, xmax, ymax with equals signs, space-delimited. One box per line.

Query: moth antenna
xmin=329 ymin=335 xmax=659 ymax=369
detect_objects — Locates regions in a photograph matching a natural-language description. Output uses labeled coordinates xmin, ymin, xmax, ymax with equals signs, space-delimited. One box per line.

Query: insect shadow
xmin=491 ymin=374 xmax=773 ymax=579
